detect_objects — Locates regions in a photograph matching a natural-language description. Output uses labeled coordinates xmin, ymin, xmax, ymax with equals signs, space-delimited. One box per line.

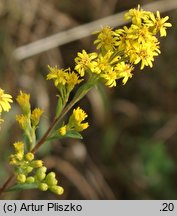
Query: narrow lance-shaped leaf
xmin=6 ymin=183 xmax=38 ymax=192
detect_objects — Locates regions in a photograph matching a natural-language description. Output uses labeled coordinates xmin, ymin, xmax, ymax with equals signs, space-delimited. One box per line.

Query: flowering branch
xmin=0 ymin=5 xmax=172 ymax=198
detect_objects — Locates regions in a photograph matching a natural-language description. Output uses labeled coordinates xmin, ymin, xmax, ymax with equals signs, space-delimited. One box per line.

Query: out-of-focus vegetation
xmin=0 ymin=0 xmax=177 ymax=199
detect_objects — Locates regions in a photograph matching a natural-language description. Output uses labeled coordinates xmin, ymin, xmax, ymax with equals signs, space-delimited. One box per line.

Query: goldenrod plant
xmin=0 ymin=5 xmax=172 ymax=197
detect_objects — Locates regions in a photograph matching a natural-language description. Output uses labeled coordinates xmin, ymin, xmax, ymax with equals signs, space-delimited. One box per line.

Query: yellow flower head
xmin=94 ymin=26 xmax=117 ymax=51
xmin=132 ymin=42 xmax=160 ymax=70
xmin=31 ymin=108 xmax=44 ymax=127
xmin=16 ymin=91 xmax=30 ymax=114
xmin=13 ymin=141 xmax=25 ymax=153
xmin=47 ymin=66 xmax=67 ymax=86
xmin=148 ymin=11 xmax=172 ymax=37
xmin=65 ymin=71 xmax=82 ymax=87
xmin=124 ymin=5 xmax=150 ymax=26
xmin=115 ymin=62 xmax=134 ymax=85
xmin=9 ymin=142 xmax=25 ymax=164
xmin=101 ymin=69 xmax=117 ymax=87
xmin=75 ymin=50 xmax=97 ymax=76
xmin=93 ymin=51 xmax=118 ymax=75
xmin=59 ymin=125 xmax=67 ymax=136
xmin=79 ymin=122 xmax=89 ymax=130
xmin=25 ymin=152 xmax=34 ymax=161
xmin=0 ymin=88 xmax=13 ymax=113
xmin=16 ymin=114 xmax=28 ymax=130
xmin=47 ymin=66 xmax=82 ymax=91
xmin=68 ymin=107 xmax=89 ymax=132
xmin=73 ymin=107 xmax=88 ymax=122
xmin=12 ymin=141 xmax=25 ymax=161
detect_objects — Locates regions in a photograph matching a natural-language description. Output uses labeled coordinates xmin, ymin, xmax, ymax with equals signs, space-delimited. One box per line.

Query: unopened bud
xmin=38 ymin=183 xmax=48 ymax=191
xmin=25 ymin=166 xmax=33 ymax=174
xmin=16 ymin=91 xmax=31 ymax=114
xmin=26 ymin=176 xmax=35 ymax=183
xmin=45 ymin=172 xmax=58 ymax=186
xmin=38 ymin=166 xmax=47 ymax=173
xmin=35 ymin=172 xmax=46 ymax=182
xmin=25 ymin=152 xmax=34 ymax=161
xmin=16 ymin=152 xmax=24 ymax=161
xmin=59 ymin=126 xmax=67 ymax=136
xmin=9 ymin=155 xmax=17 ymax=165
xmin=17 ymin=174 xmax=26 ymax=183
xmin=31 ymin=160 xmax=43 ymax=168
xmin=49 ymin=185 xmax=64 ymax=195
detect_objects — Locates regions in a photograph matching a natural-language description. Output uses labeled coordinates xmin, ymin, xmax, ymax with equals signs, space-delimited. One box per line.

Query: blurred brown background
xmin=0 ymin=0 xmax=177 ymax=199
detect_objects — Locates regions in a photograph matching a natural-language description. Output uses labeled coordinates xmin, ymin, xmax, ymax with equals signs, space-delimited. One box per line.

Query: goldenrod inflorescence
xmin=59 ymin=107 xmax=89 ymax=136
xmin=16 ymin=91 xmax=44 ymax=148
xmin=1 ymin=5 xmax=172 ymax=197
xmin=74 ymin=5 xmax=171 ymax=86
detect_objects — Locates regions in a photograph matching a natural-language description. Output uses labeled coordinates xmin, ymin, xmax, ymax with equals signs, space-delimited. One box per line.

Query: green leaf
xmin=47 ymin=130 xmax=83 ymax=141
xmin=65 ymin=130 xmax=83 ymax=139
xmin=6 ymin=183 xmax=38 ymax=192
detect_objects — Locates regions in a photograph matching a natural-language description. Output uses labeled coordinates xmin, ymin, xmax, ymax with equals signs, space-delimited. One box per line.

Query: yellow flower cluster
xmin=114 ymin=6 xmax=171 ymax=70
xmin=9 ymin=142 xmax=64 ymax=195
xmin=47 ymin=66 xmax=83 ymax=111
xmin=75 ymin=50 xmax=98 ymax=77
xmin=0 ymin=88 xmax=13 ymax=125
xmin=47 ymin=66 xmax=82 ymax=92
xmin=16 ymin=91 xmax=30 ymax=114
xmin=16 ymin=91 xmax=44 ymax=148
xmin=0 ymin=88 xmax=13 ymax=112
xmin=16 ymin=114 xmax=28 ymax=130
xmin=9 ymin=141 xmax=42 ymax=170
xmin=94 ymin=26 xmax=117 ymax=51
xmin=31 ymin=108 xmax=44 ymax=127
xmin=59 ymin=107 xmax=89 ymax=136
xmin=73 ymin=5 xmax=171 ymax=87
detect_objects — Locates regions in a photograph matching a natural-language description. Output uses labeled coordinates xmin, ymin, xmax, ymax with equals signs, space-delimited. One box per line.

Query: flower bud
xmin=31 ymin=108 xmax=44 ymax=127
xmin=26 ymin=176 xmax=35 ymax=183
xmin=9 ymin=155 xmax=17 ymax=165
xmin=38 ymin=183 xmax=48 ymax=191
xmin=25 ymin=166 xmax=33 ymax=174
xmin=35 ymin=172 xmax=46 ymax=181
xmin=31 ymin=160 xmax=43 ymax=168
xmin=35 ymin=166 xmax=47 ymax=181
xmin=13 ymin=142 xmax=24 ymax=154
xmin=49 ymin=185 xmax=64 ymax=195
xmin=45 ymin=172 xmax=58 ymax=186
xmin=25 ymin=152 xmax=34 ymax=161
xmin=59 ymin=126 xmax=67 ymax=136
xmin=16 ymin=115 xmax=28 ymax=130
xmin=17 ymin=174 xmax=26 ymax=183
xmin=38 ymin=166 xmax=47 ymax=173
xmin=16 ymin=91 xmax=31 ymax=114
xmin=16 ymin=152 xmax=24 ymax=161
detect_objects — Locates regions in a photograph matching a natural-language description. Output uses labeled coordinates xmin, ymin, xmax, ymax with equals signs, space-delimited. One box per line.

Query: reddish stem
xmin=0 ymin=174 xmax=15 ymax=198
